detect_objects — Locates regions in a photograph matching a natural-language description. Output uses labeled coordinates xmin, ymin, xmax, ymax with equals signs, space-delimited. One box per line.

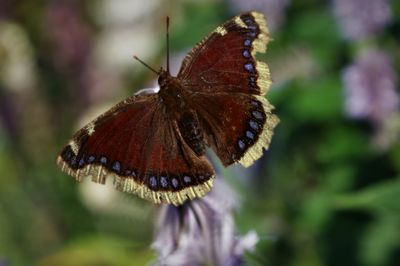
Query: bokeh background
xmin=0 ymin=0 xmax=400 ymax=265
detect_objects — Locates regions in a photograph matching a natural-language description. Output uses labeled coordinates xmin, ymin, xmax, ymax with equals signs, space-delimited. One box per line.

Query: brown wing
xmin=191 ymin=92 xmax=278 ymax=167
xmin=57 ymin=94 xmax=214 ymax=205
xmin=178 ymin=11 xmax=271 ymax=96
xmin=178 ymin=11 xmax=278 ymax=167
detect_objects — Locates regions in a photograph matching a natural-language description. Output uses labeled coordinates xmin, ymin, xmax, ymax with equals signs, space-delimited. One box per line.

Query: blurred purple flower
xmin=333 ymin=0 xmax=392 ymax=40
xmin=229 ymin=0 xmax=290 ymax=32
xmin=343 ymin=48 xmax=398 ymax=125
xmin=152 ymin=179 xmax=258 ymax=266
xmin=44 ymin=1 xmax=95 ymax=105
xmin=45 ymin=1 xmax=91 ymax=69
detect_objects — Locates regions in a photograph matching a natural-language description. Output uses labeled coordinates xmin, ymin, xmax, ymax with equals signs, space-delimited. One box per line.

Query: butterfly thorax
xmin=158 ymin=70 xmax=187 ymax=114
xmin=158 ymin=70 xmax=205 ymax=156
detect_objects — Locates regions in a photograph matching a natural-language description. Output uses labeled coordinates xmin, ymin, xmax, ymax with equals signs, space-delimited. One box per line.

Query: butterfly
xmin=57 ymin=11 xmax=279 ymax=206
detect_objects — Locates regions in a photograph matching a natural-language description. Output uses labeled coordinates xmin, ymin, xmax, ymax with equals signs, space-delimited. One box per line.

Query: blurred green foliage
xmin=0 ymin=1 xmax=399 ymax=266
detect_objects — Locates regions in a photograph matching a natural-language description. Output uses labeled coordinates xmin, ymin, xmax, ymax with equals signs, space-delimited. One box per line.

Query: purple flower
xmin=228 ymin=0 xmax=290 ymax=32
xmin=333 ymin=0 xmax=392 ymax=40
xmin=44 ymin=1 xmax=92 ymax=70
xmin=44 ymin=1 xmax=95 ymax=104
xmin=343 ymin=48 xmax=398 ymax=125
xmin=152 ymin=179 xmax=258 ymax=266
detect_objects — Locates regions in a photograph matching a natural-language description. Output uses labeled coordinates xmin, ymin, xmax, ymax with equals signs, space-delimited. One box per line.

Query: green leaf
xmin=316 ymin=125 xmax=370 ymax=164
xmin=285 ymin=77 xmax=343 ymax=123
xmin=361 ymin=216 xmax=400 ymax=266
xmin=333 ymin=178 xmax=400 ymax=215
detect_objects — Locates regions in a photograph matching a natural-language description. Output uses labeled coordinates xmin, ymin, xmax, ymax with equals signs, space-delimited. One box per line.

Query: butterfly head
xmin=157 ymin=68 xmax=175 ymax=89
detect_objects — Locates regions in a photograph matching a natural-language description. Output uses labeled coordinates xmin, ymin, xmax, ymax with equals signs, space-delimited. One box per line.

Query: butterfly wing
xmin=191 ymin=92 xmax=278 ymax=167
xmin=178 ymin=11 xmax=271 ymax=96
xmin=179 ymin=11 xmax=278 ymax=167
xmin=57 ymin=94 xmax=214 ymax=205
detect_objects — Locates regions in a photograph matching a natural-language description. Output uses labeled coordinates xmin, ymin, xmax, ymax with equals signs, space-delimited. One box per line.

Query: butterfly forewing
xmin=178 ymin=12 xmax=271 ymax=96
xmin=57 ymin=94 xmax=214 ymax=205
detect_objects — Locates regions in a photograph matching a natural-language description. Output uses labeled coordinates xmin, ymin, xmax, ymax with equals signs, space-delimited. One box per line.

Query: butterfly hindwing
xmin=192 ymin=92 xmax=278 ymax=167
xmin=178 ymin=11 xmax=271 ymax=96
xmin=57 ymin=94 xmax=215 ymax=205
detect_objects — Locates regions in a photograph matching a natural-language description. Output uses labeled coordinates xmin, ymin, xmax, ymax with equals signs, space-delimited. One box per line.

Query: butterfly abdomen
xmin=178 ymin=112 xmax=205 ymax=156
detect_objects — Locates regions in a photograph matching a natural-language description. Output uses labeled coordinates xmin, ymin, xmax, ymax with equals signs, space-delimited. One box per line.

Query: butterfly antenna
xmin=166 ymin=16 xmax=170 ymax=74
xmin=133 ymin=55 xmax=159 ymax=75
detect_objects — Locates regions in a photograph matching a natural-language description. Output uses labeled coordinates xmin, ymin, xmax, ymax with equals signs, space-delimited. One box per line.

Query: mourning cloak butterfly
xmin=57 ymin=11 xmax=279 ymax=205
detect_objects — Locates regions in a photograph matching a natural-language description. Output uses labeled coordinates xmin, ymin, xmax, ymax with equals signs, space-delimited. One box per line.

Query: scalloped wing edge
xmin=249 ymin=11 xmax=272 ymax=95
xmin=237 ymin=12 xmax=277 ymax=167
xmin=56 ymin=156 xmax=215 ymax=206
xmin=238 ymin=95 xmax=279 ymax=167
